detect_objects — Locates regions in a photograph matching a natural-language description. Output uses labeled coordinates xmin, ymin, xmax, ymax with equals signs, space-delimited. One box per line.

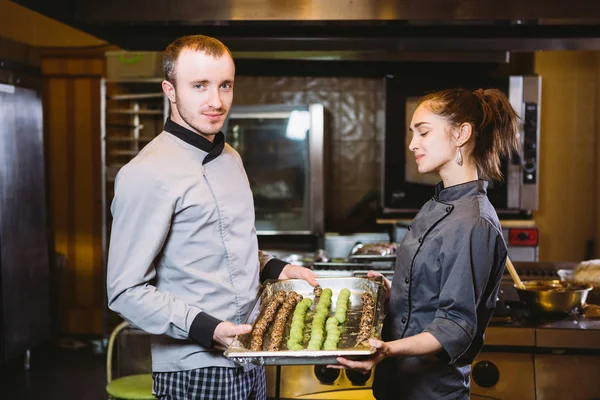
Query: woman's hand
xmin=278 ymin=264 xmax=319 ymax=287
xmin=329 ymin=338 xmax=389 ymax=374
xmin=367 ymin=270 xmax=391 ymax=300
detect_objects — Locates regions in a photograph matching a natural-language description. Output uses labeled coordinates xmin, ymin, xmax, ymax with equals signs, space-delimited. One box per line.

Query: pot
xmin=557 ymin=268 xmax=600 ymax=305
xmin=515 ymin=280 xmax=593 ymax=314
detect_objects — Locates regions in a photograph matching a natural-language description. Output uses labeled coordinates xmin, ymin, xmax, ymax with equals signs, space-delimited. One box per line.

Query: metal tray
xmin=224 ymin=277 xmax=387 ymax=366
xmin=347 ymin=254 xmax=397 ymax=262
xmin=311 ymin=261 xmax=393 ymax=270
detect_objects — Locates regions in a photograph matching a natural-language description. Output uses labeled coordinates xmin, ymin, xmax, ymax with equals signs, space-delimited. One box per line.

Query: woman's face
xmin=408 ymin=101 xmax=457 ymax=175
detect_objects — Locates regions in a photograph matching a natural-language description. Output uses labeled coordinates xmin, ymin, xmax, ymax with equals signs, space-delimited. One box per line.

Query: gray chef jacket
xmin=107 ymin=119 xmax=287 ymax=372
xmin=373 ymin=180 xmax=507 ymax=400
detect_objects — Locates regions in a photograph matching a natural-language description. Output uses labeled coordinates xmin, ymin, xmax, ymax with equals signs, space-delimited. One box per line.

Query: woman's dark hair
xmin=419 ymin=88 xmax=522 ymax=181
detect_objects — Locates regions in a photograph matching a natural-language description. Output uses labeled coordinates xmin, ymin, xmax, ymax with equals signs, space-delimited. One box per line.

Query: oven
xmin=382 ymin=71 xmax=541 ymax=219
xmin=266 ymin=364 xmax=376 ymax=400
xmin=223 ymin=104 xmax=325 ymax=235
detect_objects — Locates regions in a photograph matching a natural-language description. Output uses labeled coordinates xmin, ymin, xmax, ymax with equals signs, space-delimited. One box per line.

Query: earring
xmin=456 ymin=148 xmax=463 ymax=166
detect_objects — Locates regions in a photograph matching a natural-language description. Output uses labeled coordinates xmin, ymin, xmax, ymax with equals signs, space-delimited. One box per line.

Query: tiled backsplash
xmin=234 ymin=76 xmax=385 ymax=229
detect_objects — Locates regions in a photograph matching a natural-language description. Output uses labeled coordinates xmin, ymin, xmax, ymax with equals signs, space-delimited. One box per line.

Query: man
xmin=106 ymin=35 xmax=318 ymax=400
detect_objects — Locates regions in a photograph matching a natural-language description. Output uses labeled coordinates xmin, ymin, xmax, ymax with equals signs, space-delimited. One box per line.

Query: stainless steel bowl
xmin=515 ymin=280 xmax=593 ymax=314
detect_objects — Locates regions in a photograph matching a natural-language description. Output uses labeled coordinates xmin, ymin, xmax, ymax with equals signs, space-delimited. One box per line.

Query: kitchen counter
xmin=485 ymin=313 xmax=600 ymax=350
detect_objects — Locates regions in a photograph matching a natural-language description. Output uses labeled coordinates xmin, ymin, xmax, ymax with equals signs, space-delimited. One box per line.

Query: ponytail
xmin=472 ymin=88 xmax=521 ymax=180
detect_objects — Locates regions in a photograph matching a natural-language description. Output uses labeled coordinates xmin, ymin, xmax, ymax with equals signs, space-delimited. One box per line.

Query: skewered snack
xmin=323 ymin=288 xmax=351 ymax=350
xmin=307 ymin=288 xmax=333 ymax=350
xmin=250 ymin=290 xmax=287 ymax=351
xmin=286 ymin=297 xmax=313 ymax=350
xmin=334 ymin=288 xmax=351 ymax=324
xmin=268 ymin=291 xmax=301 ymax=351
xmin=356 ymin=291 xmax=375 ymax=345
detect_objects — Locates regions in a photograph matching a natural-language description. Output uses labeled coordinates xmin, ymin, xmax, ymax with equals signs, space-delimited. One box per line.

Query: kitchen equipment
xmin=324 ymin=233 xmax=391 ymax=259
xmin=515 ymin=280 xmax=593 ymax=314
xmin=225 ymin=277 xmax=387 ymax=365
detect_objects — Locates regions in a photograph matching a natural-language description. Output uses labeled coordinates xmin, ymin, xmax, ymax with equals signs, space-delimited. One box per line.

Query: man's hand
xmin=213 ymin=321 xmax=252 ymax=348
xmin=329 ymin=338 xmax=389 ymax=374
xmin=278 ymin=264 xmax=319 ymax=287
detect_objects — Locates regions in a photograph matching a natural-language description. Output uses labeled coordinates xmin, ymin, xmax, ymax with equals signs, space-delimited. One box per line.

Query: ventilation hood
xmin=11 ymin=0 xmax=600 ymax=53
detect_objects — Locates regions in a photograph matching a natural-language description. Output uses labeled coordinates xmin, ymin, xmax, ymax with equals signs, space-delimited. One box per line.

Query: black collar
xmin=434 ymin=180 xmax=488 ymax=202
xmin=164 ymin=118 xmax=225 ymax=165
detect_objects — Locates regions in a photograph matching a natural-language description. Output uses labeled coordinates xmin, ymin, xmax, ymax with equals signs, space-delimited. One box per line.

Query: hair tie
xmin=473 ymin=88 xmax=486 ymax=101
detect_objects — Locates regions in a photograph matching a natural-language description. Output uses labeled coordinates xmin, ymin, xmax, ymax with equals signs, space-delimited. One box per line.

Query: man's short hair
xmin=163 ymin=35 xmax=233 ymax=85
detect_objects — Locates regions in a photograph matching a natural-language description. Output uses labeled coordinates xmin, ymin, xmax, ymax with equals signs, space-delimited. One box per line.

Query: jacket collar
xmin=164 ymin=118 xmax=225 ymax=165
xmin=434 ymin=180 xmax=488 ymax=202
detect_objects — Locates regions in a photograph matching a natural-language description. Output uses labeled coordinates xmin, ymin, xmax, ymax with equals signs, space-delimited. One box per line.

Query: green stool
xmin=106 ymin=322 xmax=155 ymax=400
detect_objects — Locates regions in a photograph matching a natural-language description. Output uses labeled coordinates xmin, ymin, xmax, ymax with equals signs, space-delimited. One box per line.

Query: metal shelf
xmin=107 ymin=109 xmax=163 ymax=115
xmin=106 ymin=123 xmax=145 ymax=129
xmin=105 ymin=136 xmax=153 ymax=143
xmin=105 ymin=78 xmax=163 ymax=83
xmin=110 ymin=149 xmax=141 ymax=156
xmin=108 ymin=93 xmax=164 ymax=100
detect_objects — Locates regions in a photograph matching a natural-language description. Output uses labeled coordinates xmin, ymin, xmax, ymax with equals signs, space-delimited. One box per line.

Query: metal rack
xmin=100 ymin=78 xmax=168 ymax=339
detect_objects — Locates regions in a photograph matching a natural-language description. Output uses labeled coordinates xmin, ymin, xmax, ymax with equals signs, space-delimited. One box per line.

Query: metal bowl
xmin=515 ymin=280 xmax=593 ymax=314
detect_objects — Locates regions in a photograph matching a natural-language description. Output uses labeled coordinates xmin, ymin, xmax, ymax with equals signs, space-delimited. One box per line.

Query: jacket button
xmin=405 ymin=277 xmax=409 ymax=284
xmin=401 ymin=317 xmax=407 ymax=323
xmin=418 ymin=238 xmax=423 ymax=243
xmin=446 ymin=206 xmax=451 ymax=212
xmin=407 ymin=225 xmax=411 ymax=231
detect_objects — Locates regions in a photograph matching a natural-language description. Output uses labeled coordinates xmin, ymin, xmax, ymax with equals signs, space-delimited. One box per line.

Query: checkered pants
xmin=153 ymin=366 xmax=266 ymax=400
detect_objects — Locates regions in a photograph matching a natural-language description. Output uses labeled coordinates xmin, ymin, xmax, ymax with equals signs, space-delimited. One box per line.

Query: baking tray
xmin=224 ymin=277 xmax=387 ymax=366
xmin=347 ymin=254 xmax=397 ymax=262
xmin=311 ymin=261 xmax=393 ymax=270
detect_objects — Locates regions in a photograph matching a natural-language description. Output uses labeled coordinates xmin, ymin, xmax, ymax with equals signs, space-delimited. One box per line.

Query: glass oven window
xmin=225 ymin=106 xmax=311 ymax=233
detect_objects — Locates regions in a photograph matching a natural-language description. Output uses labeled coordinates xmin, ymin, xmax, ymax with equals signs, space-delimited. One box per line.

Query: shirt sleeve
xmin=424 ymin=217 xmax=504 ymax=363
xmin=258 ymin=250 xmax=288 ymax=282
xmin=106 ymin=163 xmax=220 ymax=345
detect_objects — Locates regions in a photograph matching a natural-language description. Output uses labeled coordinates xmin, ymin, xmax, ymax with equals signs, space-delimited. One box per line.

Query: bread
xmin=574 ymin=259 xmax=600 ymax=286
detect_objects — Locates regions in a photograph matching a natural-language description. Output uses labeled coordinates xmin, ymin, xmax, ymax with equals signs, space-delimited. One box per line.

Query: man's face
xmin=164 ymin=49 xmax=235 ymax=141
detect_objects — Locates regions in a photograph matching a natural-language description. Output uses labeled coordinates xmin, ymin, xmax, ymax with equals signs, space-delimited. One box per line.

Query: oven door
xmin=382 ymin=70 xmax=540 ymax=218
xmin=223 ymin=104 xmax=325 ymax=235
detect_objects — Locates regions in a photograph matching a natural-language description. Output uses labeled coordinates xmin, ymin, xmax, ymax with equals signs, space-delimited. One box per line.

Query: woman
xmin=335 ymin=88 xmax=520 ymax=399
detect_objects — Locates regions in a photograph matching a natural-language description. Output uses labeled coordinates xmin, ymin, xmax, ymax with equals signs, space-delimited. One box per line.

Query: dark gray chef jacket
xmin=373 ymin=180 xmax=507 ymax=400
